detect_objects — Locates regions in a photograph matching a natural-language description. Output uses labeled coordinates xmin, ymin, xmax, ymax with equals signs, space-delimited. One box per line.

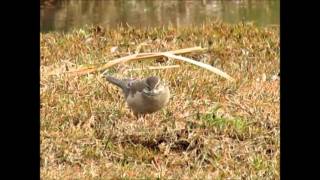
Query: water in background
xmin=40 ymin=0 xmax=280 ymax=32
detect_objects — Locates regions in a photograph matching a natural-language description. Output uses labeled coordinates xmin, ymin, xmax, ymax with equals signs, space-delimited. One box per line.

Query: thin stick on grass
xmin=125 ymin=65 xmax=180 ymax=72
xmin=47 ymin=46 xmax=234 ymax=81
xmin=51 ymin=47 xmax=206 ymax=76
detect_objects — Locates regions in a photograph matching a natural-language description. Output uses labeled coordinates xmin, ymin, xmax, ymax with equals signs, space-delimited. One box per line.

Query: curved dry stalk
xmin=161 ymin=52 xmax=235 ymax=82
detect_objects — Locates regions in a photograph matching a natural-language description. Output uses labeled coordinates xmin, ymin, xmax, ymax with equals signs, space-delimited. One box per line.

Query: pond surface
xmin=40 ymin=0 xmax=279 ymax=32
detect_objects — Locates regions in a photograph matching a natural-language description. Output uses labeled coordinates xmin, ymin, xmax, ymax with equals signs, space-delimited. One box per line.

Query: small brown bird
xmin=104 ymin=75 xmax=170 ymax=116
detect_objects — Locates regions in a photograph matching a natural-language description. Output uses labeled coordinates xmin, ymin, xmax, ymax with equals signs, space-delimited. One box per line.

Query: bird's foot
xmin=135 ymin=114 xmax=146 ymax=123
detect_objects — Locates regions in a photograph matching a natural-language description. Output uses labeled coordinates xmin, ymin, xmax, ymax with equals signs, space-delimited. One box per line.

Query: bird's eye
xmin=144 ymin=86 xmax=151 ymax=91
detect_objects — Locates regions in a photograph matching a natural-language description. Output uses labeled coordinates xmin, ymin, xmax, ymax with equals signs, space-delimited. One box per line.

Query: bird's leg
xmin=150 ymin=113 xmax=156 ymax=126
xmin=135 ymin=113 xmax=145 ymax=123
xmin=138 ymin=116 xmax=144 ymax=123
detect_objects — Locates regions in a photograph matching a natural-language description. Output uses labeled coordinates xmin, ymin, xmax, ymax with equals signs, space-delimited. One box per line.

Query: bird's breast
xmin=126 ymin=87 xmax=170 ymax=114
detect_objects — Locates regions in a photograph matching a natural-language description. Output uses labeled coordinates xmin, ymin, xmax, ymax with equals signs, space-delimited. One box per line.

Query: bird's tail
xmin=104 ymin=75 xmax=128 ymax=90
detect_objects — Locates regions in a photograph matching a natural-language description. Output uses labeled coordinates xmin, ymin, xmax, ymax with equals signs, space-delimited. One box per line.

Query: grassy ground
xmin=40 ymin=21 xmax=279 ymax=179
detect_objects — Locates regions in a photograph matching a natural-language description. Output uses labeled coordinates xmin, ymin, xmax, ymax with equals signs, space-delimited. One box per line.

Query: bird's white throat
xmin=143 ymin=84 xmax=165 ymax=96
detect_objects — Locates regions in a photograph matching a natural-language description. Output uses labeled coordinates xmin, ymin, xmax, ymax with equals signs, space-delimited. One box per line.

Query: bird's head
xmin=143 ymin=76 xmax=165 ymax=96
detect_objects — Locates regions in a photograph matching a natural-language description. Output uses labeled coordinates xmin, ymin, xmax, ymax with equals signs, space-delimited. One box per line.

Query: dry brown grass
xmin=41 ymin=21 xmax=279 ymax=179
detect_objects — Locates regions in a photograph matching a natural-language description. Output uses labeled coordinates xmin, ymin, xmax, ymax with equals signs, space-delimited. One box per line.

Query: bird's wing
xmin=126 ymin=79 xmax=148 ymax=97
